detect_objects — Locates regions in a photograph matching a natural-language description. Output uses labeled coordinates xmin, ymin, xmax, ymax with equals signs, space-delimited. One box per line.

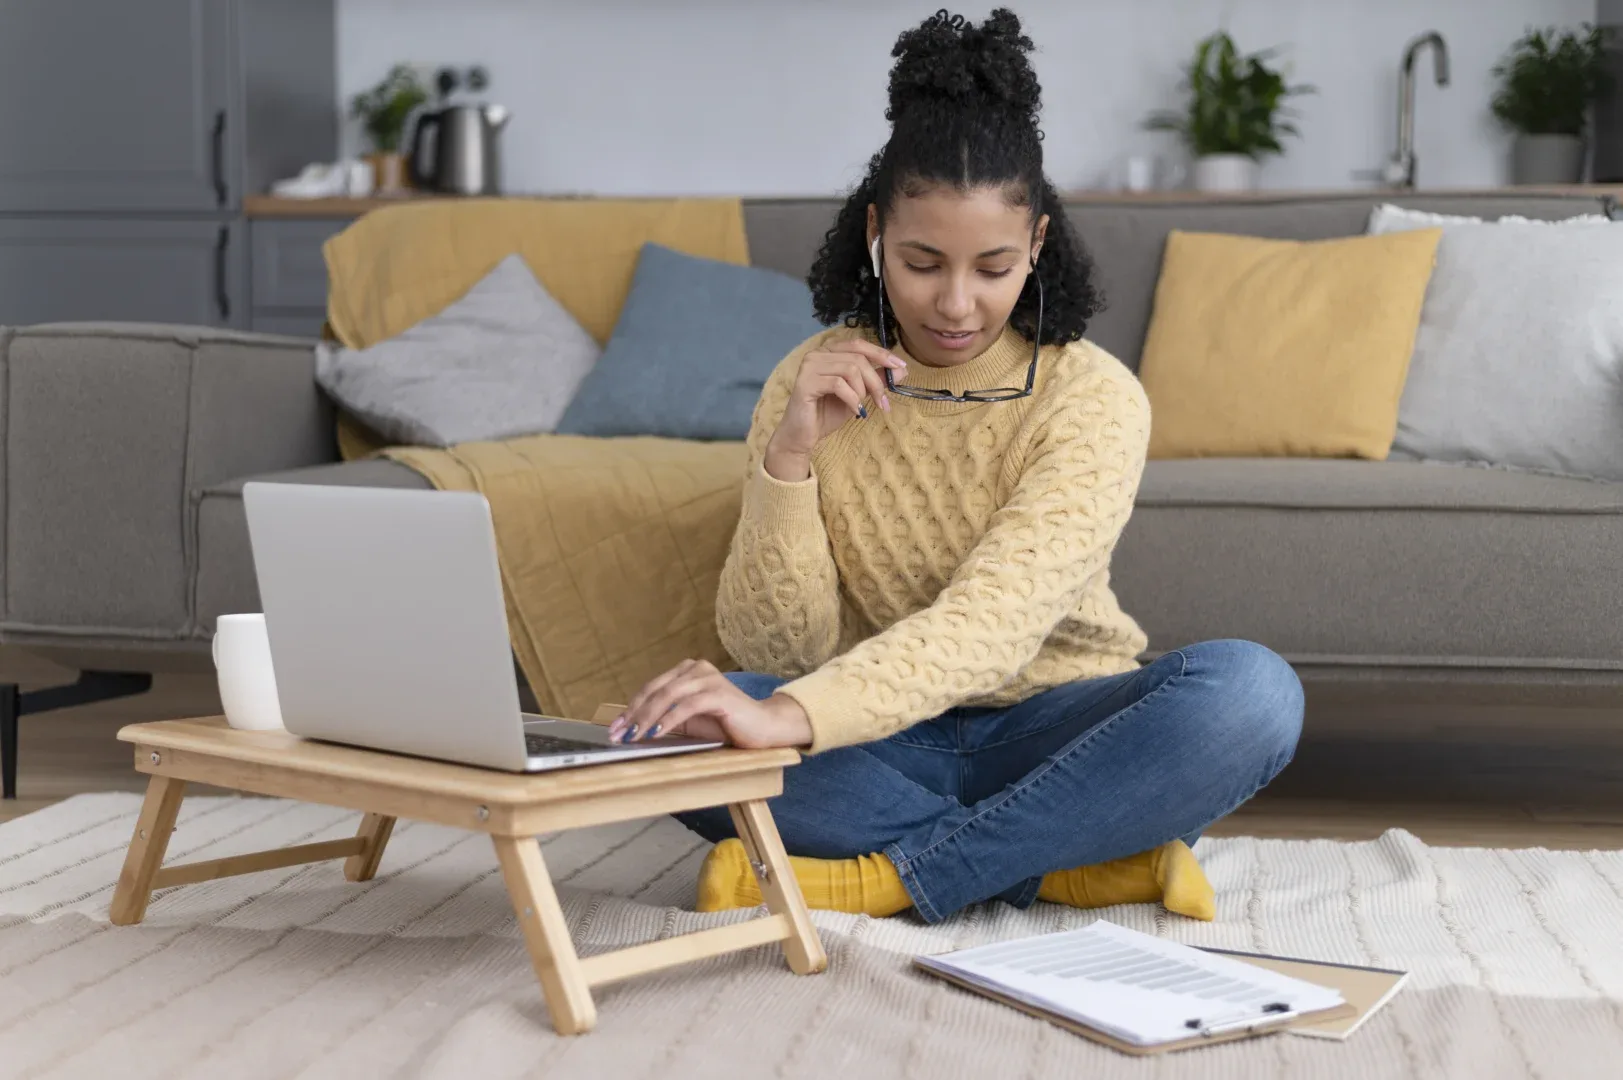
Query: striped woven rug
xmin=3 ymin=793 xmax=1622 ymax=1079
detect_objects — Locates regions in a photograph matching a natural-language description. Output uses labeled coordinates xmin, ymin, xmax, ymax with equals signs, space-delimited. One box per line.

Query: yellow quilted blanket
xmin=384 ymin=436 xmax=748 ymax=719
xmin=335 ymin=196 xmax=756 ymax=714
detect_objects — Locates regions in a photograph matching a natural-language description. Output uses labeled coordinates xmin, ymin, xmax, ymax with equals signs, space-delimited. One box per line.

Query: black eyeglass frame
xmin=875 ymin=249 xmax=1044 ymax=404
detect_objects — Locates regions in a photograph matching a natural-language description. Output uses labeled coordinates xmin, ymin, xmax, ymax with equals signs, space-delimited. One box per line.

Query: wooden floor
xmin=4 ymin=648 xmax=1623 ymax=851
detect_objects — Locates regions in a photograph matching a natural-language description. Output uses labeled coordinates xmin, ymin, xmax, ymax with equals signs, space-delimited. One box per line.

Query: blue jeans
xmin=676 ymin=639 xmax=1303 ymax=923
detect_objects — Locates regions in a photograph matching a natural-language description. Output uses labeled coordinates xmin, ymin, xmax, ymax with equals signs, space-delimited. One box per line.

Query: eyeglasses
xmin=875 ymin=253 xmax=1043 ymax=404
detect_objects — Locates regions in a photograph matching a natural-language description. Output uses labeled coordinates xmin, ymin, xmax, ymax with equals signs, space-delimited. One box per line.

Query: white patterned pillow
xmin=1367 ymin=204 xmax=1623 ymax=480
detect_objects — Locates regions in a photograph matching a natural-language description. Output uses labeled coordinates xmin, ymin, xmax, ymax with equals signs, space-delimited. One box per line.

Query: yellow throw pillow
xmin=1136 ymin=227 xmax=1441 ymax=460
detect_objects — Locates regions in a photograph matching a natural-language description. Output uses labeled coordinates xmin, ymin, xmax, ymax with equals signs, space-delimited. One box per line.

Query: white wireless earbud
xmin=870 ymin=235 xmax=882 ymax=278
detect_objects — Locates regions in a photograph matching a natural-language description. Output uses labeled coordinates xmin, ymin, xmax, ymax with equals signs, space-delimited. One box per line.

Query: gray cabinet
xmin=248 ymin=311 xmax=325 ymax=339
xmin=0 ymin=219 xmax=245 ymax=329
xmin=249 ymin=217 xmax=353 ymax=337
xmin=250 ymin=219 xmax=347 ymax=308
xmin=0 ymin=0 xmax=334 ymax=328
xmin=0 ymin=0 xmax=235 ymax=213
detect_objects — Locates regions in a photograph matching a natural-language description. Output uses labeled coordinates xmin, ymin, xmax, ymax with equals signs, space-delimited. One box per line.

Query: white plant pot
xmin=1192 ymin=154 xmax=1260 ymax=193
xmin=1511 ymin=134 xmax=1585 ymax=185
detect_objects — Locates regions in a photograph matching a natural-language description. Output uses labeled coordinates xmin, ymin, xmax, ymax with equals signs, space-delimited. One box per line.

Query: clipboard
xmin=1198 ymin=948 xmax=1410 ymax=1040
xmin=916 ymin=961 xmax=1358 ymax=1055
xmin=910 ymin=921 xmax=1401 ymax=1057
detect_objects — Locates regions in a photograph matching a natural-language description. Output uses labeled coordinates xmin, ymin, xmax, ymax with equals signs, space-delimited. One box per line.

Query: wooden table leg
xmin=492 ymin=835 xmax=596 ymax=1035
xmin=109 ymin=775 xmax=187 ymax=926
xmin=729 ymin=800 xmax=828 ymax=976
xmin=343 ymin=813 xmax=395 ymax=882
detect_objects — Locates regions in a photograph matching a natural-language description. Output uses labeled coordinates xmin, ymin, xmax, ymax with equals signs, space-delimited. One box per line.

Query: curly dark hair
xmin=807 ymin=8 xmax=1102 ymax=346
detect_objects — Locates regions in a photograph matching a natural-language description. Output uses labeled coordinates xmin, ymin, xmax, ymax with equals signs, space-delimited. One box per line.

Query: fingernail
xmin=858 ymin=405 xmax=868 ymax=420
xmin=626 ymin=723 xmax=639 ymax=740
xmin=881 ymin=394 xmax=890 ymax=410
xmin=648 ymin=723 xmax=662 ymax=738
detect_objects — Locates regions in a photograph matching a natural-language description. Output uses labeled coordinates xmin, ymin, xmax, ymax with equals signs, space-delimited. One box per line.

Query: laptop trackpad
xmin=522 ymin=717 xmax=614 ymax=746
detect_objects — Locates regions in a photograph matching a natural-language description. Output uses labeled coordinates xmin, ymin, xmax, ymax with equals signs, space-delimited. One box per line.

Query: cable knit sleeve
xmin=714 ymin=333 xmax=845 ymax=677
xmin=777 ymin=369 xmax=1151 ymax=752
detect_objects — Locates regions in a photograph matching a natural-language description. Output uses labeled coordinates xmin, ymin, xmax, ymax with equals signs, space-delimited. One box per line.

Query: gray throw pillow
xmin=555 ymin=242 xmax=825 ymax=441
xmin=314 ymin=254 xmax=600 ymax=448
xmin=1368 ymin=204 xmax=1623 ymax=481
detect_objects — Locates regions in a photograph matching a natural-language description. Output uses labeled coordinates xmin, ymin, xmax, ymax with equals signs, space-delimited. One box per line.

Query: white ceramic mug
xmin=212 ymin=613 xmax=285 ymax=731
xmin=1122 ymin=154 xmax=1157 ymax=192
xmin=1116 ymin=154 xmax=1188 ymax=193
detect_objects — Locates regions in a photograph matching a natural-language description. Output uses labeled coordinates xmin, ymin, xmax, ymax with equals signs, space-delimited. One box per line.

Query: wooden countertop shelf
xmin=244 ymin=193 xmax=452 ymax=217
xmin=242 ymin=185 xmax=1623 ymax=219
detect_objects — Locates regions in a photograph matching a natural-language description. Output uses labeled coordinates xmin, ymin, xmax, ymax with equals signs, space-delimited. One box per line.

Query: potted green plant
xmin=348 ymin=63 xmax=431 ymax=194
xmin=1491 ymin=25 xmax=1613 ymax=184
xmin=1144 ymin=31 xmax=1314 ymax=192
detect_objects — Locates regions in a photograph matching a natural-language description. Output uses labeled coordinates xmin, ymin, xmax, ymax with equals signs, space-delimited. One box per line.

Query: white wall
xmin=337 ymin=0 xmax=1598 ymax=196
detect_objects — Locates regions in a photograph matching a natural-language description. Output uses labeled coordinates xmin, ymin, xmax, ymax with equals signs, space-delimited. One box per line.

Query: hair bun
xmin=886 ymin=8 xmax=1040 ymax=125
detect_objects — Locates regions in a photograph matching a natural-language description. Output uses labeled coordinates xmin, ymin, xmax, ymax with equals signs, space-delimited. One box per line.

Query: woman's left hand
xmin=609 ymin=660 xmax=813 ymax=749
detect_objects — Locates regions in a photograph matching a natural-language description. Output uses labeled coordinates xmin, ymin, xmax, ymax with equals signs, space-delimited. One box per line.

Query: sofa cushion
xmin=1368 ymin=205 xmax=1623 ymax=481
xmin=316 ymin=254 xmax=602 ymax=448
xmin=733 ymin=193 xmax=1610 ymax=375
xmin=1137 ymin=228 xmax=1440 ymax=460
xmin=1113 ymin=458 xmax=1623 ymax=670
xmin=556 ymin=243 xmax=824 ymax=441
xmin=1071 ymin=193 xmax=1610 ymax=371
xmin=1 ymin=323 xmax=333 ymax=640
xmin=741 ymin=200 xmax=840 ymax=282
xmin=193 ymin=459 xmax=430 ymax=630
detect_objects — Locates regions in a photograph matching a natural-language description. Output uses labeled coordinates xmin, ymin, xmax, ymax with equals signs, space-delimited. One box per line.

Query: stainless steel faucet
xmin=1360 ymin=31 xmax=1451 ymax=188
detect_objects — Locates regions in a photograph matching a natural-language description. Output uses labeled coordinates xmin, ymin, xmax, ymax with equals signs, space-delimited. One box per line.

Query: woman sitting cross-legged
xmin=607 ymin=8 xmax=1303 ymax=924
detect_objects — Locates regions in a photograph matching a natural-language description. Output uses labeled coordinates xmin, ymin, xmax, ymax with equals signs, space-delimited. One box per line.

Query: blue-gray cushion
xmin=556 ymin=243 xmax=825 ymax=441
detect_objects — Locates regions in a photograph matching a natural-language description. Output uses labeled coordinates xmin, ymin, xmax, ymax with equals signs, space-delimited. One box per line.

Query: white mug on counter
xmin=1113 ymin=154 xmax=1187 ymax=193
xmin=212 ymin=613 xmax=285 ymax=731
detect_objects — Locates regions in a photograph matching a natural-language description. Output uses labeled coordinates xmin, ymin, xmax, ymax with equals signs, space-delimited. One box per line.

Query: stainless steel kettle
xmin=408 ymin=104 xmax=510 ymax=195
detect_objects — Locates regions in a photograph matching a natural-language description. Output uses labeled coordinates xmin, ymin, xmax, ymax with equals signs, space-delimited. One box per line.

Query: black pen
xmin=1184 ymin=1001 xmax=1295 ymax=1037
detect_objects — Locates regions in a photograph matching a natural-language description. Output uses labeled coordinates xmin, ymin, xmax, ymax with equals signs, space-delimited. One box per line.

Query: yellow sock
xmin=695 ymin=839 xmax=913 ymax=917
xmin=695 ymin=837 xmax=1214 ymax=921
xmin=1037 ymin=840 xmax=1215 ymax=921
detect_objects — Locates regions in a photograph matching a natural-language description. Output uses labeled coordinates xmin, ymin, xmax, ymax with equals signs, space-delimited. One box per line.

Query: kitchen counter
xmin=244 ymin=194 xmax=455 ymax=217
xmin=243 ymin=185 xmax=1623 ymax=218
xmin=243 ymin=192 xmax=632 ymax=217
xmin=1059 ymin=184 xmax=1623 ymax=203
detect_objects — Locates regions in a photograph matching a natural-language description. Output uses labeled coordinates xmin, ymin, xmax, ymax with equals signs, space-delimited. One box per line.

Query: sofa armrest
xmin=0 ymin=323 xmax=337 ymax=641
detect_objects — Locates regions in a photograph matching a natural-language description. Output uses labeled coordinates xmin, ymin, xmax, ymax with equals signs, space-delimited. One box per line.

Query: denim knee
xmin=1190 ymin=639 xmax=1304 ymax=764
xmin=725 ymin=671 xmax=788 ymax=701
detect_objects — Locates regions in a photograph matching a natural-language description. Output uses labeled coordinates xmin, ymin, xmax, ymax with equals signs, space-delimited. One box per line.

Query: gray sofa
xmin=3 ymin=190 xmax=1620 ymax=797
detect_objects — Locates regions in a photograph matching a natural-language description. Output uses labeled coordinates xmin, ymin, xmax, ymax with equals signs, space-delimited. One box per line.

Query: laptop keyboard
xmin=524 ymin=732 xmax=605 ymax=757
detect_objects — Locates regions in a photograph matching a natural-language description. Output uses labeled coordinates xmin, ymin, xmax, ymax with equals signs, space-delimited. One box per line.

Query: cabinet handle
xmin=213 ymin=225 xmax=231 ymax=322
xmin=211 ymin=110 xmax=227 ymax=206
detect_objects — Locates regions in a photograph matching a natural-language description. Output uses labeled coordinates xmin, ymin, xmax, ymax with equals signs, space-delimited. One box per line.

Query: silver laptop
xmin=240 ymin=482 xmax=723 ymax=772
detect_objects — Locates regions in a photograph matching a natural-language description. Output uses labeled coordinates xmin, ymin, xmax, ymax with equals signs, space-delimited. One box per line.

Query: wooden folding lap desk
xmin=109 ymin=716 xmax=827 ymax=1034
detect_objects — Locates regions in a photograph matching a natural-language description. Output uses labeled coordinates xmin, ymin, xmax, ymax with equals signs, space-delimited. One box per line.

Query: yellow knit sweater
xmin=716 ymin=323 xmax=1152 ymax=753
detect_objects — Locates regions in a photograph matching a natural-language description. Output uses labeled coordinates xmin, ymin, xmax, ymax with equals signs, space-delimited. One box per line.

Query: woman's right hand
xmin=763 ymin=340 xmax=906 ymax=481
